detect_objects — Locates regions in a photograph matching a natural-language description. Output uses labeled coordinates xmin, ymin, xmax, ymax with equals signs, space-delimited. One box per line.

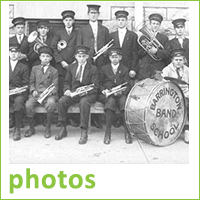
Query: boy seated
xmin=25 ymin=46 xmax=58 ymax=138
xmin=55 ymin=45 xmax=99 ymax=144
xmin=160 ymin=48 xmax=189 ymax=143
xmin=9 ymin=43 xmax=29 ymax=141
xmin=99 ymin=47 xmax=132 ymax=144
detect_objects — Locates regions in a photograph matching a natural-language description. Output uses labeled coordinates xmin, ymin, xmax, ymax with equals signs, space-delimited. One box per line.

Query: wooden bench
xmin=35 ymin=102 xmax=105 ymax=133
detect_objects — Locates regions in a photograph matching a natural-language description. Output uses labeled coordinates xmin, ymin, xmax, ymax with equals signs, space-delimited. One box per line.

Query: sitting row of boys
xmin=9 ymin=43 xmax=189 ymax=144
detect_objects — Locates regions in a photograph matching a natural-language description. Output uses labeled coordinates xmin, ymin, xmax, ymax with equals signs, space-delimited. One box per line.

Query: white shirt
xmin=111 ymin=63 xmax=119 ymax=75
xmin=41 ymin=63 xmax=50 ymax=73
xmin=89 ymin=21 xmax=98 ymax=52
xmin=118 ymin=28 xmax=127 ymax=47
xmin=16 ymin=34 xmax=24 ymax=44
xmin=76 ymin=62 xmax=87 ymax=83
xmin=65 ymin=27 xmax=73 ymax=35
xmin=176 ymin=35 xmax=185 ymax=48
xmin=10 ymin=60 xmax=18 ymax=71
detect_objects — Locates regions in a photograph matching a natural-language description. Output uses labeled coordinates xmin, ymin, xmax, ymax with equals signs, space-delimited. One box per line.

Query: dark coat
xmin=109 ymin=29 xmax=139 ymax=72
xmin=28 ymin=34 xmax=54 ymax=67
xmin=138 ymin=32 xmax=170 ymax=80
xmin=76 ymin=23 xmax=110 ymax=68
xmin=99 ymin=63 xmax=131 ymax=96
xmin=166 ymin=37 xmax=189 ymax=66
xmin=63 ymin=61 xmax=99 ymax=95
xmin=9 ymin=35 xmax=30 ymax=66
xmin=29 ymin=64 xmax=58 ymax=96
xmin=9 ymin=60 xmax=29 ymax=90
xmin=51 ymin=27 xmax=78 ymax=75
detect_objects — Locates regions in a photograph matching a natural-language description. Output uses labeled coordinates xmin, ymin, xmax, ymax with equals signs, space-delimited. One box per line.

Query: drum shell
xmin=125 ymin=78 xmax=187 ymax=146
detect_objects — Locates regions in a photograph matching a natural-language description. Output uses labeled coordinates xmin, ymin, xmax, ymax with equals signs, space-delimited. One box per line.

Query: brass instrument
xmin=28 ymin=31 xmax=47 ymax=53
xmin=37 ymin=83 xmax=55 ymax=104
xmin=104 ymin=82 xmax=127 ymax=98
xmin=9 ymin=85 xmax=28 ymax=96
xmin=70 ymin=84 xmax=95 ymax=98
xmin=57 ymin=40 xmax=67 ymax=51
xmin=93 ymin=39 xmax=114 ymax=61
xmin=137 ymin=25 xmax=164 ymax=61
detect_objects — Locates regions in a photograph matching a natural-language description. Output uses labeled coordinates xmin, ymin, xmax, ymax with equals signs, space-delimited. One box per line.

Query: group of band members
xmin=9 ymin=4 xmax=189 ymax=144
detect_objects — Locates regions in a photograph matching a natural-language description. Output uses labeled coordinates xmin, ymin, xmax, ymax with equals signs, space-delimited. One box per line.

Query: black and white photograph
xmin=2 ymin=1 xmax=199 ymax=198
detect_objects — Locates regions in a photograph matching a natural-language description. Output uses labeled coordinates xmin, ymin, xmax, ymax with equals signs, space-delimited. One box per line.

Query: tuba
xmin=28 ymin=31 xmax=47 ymax=53
xmin=137 ymin=25 xmax=164 ymax=61
xmin=57 ymin=40 xmax=67 ymax=51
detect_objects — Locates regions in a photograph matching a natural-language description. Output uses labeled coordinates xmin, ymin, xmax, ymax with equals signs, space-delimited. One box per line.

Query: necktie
xmin=178 ymin=37 xmax=183 ymax=48
xmin=67 ymin=29 xmax=71 ymax=35
xmin=176 ymin=68 xmax=182 ymax=80
xmin=18 ymin=35 xmax=22 ymax=44
xmin=76 ymin=65 xmax=83 ymax=82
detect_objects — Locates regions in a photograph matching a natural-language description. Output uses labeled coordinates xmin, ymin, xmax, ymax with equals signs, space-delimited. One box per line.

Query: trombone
xmin=93 ymin=39 xmax=114 ymax=61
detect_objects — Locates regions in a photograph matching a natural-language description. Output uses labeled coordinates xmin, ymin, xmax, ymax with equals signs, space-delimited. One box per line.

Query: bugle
xmin=104 ymin=82 xmax=127 ymax=98
xmin=37 ymin=83 xmax=55 ymax=104
xmin=137 ymin=25 xmax=164 ymax=61
xmin=57 ymin=40 xmax=67 ymax=51
xmin=28 ymin=31 xmax=47 ymax=53
xmin=93 ymin=39 xmax=114 ymax=61
xmin=70 ymin=84 xmax=95 ymax=98
xmin=9 ymin=85 xmax=28 ymax=96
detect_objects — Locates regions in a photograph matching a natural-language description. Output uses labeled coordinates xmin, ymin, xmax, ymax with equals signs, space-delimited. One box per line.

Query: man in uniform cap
xmin=76 ymin=4 xmax=110 ymax=129
xmin=25 ymin=46 xmax=58 ymax=139
xmin=138 ymin=13 xmax=170 ymax=80
xmin=160 ymin=48 xmax=189 ymax=143
xmin=99 ymin=46 xmax=132 ymax=144
xmin=29 ymin=19 xmax=54 ymax=68
xmin=9 ymin=43 xmax=29 ymax=141
xmin=55 ymin=45 xmax=99 ymax=144
xmin=166 ymin=18 xmax=189 ymax=66
xmin=9 ymin=17 xmax=30 ymax=70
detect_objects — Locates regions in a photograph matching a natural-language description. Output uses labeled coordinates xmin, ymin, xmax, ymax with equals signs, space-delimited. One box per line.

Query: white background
xmin=1 ymin=1 xmax=199 ymax=199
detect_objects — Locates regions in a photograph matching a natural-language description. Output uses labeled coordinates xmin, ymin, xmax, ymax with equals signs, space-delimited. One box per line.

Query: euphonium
xmin=37 ymin=83 xmax=55 ymax=104
xmin=57 ymin=40 xmax=67 ymax=51
xmin=137 ymin=25 xmax=164 ymax=61
xmin=28 ymin=31 xmax=47 ymax=53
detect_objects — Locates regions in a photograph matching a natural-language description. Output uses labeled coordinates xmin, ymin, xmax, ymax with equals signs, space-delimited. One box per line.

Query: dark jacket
xmin=63 ymin=61 xmax=99 ymax=95
xmin=99 ymin=63 xmax=131 ymax=96
xmin=76 ymin=23 xmax=110 ymax=68
xmin=109 ymin=29 xmax=139 ymax=72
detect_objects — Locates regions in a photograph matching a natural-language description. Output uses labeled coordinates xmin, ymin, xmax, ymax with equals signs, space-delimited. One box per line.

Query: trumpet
xmin=104 ymin=82 xmax=127 ymax=98
xmin=37 ymin=83 xmax=55 ymax=104
xmin=57 ymin=40 xmax=67 ymax=51
xmin=28 ymin=31 xmax=47 ymax=53
xmin=9 ymin=85 xmax=28 ymax=96
xmin=137 ymin=25 xmax=164 ymax=61
xmin=70 ymin=84 xmax=95 ymax=98
xmin=93 ymin=39 xmax=114 ymax=61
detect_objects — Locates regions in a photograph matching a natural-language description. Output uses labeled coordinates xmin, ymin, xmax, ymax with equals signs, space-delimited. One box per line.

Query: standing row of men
xmin=9 ymin=4 xmax=189 ymax=144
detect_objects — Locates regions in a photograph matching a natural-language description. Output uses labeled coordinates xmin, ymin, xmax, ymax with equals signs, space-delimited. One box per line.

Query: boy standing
xmin=9 ymin=43 xmax=29 ymax=141
xmin=25 ymin=46 xmax=58 ymax=138
xmin=55 ymin=46 xmax=99 ymax=144
xmin=99 ymin=47 xmax=132 ymax=144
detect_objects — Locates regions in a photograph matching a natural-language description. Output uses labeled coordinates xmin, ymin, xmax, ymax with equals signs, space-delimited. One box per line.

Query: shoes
xmin=68 ymin=118 xmax=79 ymax=127
xmin=79 ymin=129 xmax=88 ymax=144
xmin=13 ymin=128 xmax=21 ymax=141
xmin=183 ymin=130 xmax=189 ymax=144
xmin=56 ymin=121 xmax=62 ymax=127
xmin=104 ymin=132 xmax=111 ymax=145
xmin=44 ymin=129 xmax=51 ymax=139
xmin=25 ymin=128 xmax=35 ymax=137
xmin=125 ymin=131 xmax=132 ymax=144
xmin=55 ymin=127 xmax=67 ymax=140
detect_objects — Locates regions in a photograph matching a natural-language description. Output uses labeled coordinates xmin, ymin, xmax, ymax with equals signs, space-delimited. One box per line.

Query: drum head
xmin=125 ymin=79 xmax=186 ymax=146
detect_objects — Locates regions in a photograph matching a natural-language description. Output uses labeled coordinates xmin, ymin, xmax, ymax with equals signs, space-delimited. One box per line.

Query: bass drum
xmin=125 ymin=78 xmax=186 ymax=146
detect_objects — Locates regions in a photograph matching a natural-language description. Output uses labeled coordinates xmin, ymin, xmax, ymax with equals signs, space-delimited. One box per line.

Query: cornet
xmin=137 ymin=25 xmax=164 ymax=61
xmin=9 ymin=85 xmax=28 ymax=96
xmin=37 ymin=83 xmax=55 ymax=104
xmin=93 ymin=39 xmax=114 ymax=61
xmin=28 ymin=31 xmax=47 ymax=54
xmin=103 ymin=82 xmax=127 ymax=98
xmin=70 ymin=84 xmax=95 ymax=98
